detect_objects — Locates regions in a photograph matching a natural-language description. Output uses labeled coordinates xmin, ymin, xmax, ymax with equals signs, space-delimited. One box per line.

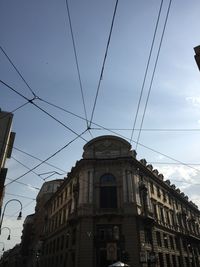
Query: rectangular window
xmin=72 ymin=228 xmax=76 ymax=245
xmin=175 ymin=237 xmax=180 ymax=250
xmin=166 ymin=211 xmax=170 ymax=225
xmin=177 ymin=256 xmax=181 ymax=266
xmin=53 ymin=239 xmax=56 ymax=253
xmin=166 ymin=254 xmax=170 ymax=267
xmin=158 ymin=253 xmax=164 ymax=266
xmin=171 ymin=212 xmax=175 ymax=226
xmin=163 ymin=234 xmax=168 ymax=248
xmin=61 ymin=235 xmax=64 ymax=250
xmin=175 ymin=200 xmax=179 ymax=210
xmin=60 ymin=193 xmax=63 ymax=204
xmin=160 ymin=207 xmax=165 ymax=222
xmin=153 ymin=204 xmax=158 ymax=219
xmin=185 ymin=257 xmax=189 ymax=266
xmin=150 ymin=182 xmax=154 ymax=194
xmin=169 ymin=236 xmax=174 ymax=249
xmin=163 ymin=190 xmax=166 ymax=202
xmin=168 ymin=194 xmax=172 ymax=205
xmin=99 ymin=229 xmax=105 ymax=240
xmin=66 ymin=234 xmax=69 ymax=248
xmin=172 ymin=255 xmax=177 ymax=267
xmin=65 ymin=188 xmax=68 ymax=200
xmin=157 ymin=186 xmax=161 ymax=198
xmin=56 ymin=237 xmax=60 ymax=251
xmin=156 ymin=231 xmax=162 ymax=247
xmin=100 ymin=187 xmax=117 ymax=209
xmin=144 ymin=227 xmax=152 ymax=244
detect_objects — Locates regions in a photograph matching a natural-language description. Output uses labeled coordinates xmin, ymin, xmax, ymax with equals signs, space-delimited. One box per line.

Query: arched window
xmin=100 ymin=174 xmax=117 ymax=208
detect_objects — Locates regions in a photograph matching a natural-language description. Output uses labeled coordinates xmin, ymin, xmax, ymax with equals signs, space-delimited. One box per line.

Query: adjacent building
xmin=40 ymin=135 xmax=200 ymax=267
xmin=0 ymin=110 xmax=15 ymax=214
xmin=20 ymin=180 xmax=63 ymax=267
xmin=20 ymin=214 xmax=35 ymax=267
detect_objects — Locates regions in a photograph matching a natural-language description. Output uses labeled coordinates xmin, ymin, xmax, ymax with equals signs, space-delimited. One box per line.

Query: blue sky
xmin=0 ymin=0 xmax=200 ymax=250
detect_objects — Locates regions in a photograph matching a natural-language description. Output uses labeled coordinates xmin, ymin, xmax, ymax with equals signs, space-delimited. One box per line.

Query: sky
xmin=0 ymin=0 xmax=200 ymax=250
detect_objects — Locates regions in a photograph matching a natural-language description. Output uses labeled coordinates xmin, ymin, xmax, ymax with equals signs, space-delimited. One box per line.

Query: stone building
xmin=40 ymin=135 xmax=200 ymax=267
xmin=0 ymin=110 xmax=15 ymax=214
xmin=20 ymin=214 xmax=35 ymax=267
xmin=20 ymin=180 xmax=63 ymax=267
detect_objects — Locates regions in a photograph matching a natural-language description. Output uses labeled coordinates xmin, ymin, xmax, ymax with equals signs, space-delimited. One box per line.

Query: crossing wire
xmin=130 ymin=0 xmax=164 ymax=143
xmin=135 ymin=0 xmax=173 ymax=150
xmin=6 ymin=177 xmax=40 ymax=190
xmin=0 ymin=101 xmax=30 ymax=120
xmin=65 ymin=0 xmax=89 ymax=128
xmin=13 ymin=146 xmax=66 ymax=173
xmin=89 ymin=0 xmax=119 ymax=127
xmin=1 ymin=79 xmax=88 ymax=142
xmin=5 ymin=192 xmax=36 ymax=201
xmin=37 ymin=97 xmax=200 ymax=175
xmin=5 ymin=129 xmax=88 ymax=186
xmin=0 ymin=45 xmax=36 ymax=97
xmin=11 ymin=156 xmax=46 ymax=181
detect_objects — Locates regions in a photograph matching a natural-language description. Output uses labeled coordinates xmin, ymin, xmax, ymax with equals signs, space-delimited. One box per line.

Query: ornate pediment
xmin=83 ymin=135 xmax=132 ymax=159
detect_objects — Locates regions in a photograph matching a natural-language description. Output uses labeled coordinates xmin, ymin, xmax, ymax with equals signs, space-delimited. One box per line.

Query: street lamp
xmin=1 ymin=227 xmax=11 ymax=240
xmin=194 ymin=45 xmax=200 ymax=71
xmin=0 ymin=199 xmax=22 ymax=234
xmin=0 ymin=242 xmax=5 ymax=252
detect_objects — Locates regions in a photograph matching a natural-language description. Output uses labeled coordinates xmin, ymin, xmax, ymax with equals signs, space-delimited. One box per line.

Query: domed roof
xmin=83 ymin=135 xmax=132 ymax=159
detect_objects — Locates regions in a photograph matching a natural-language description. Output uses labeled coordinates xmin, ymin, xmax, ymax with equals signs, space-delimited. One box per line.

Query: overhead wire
xmin=0 ymin=138 xmax=67 ymax=175
xmin=13 ymin=146 xmax=66 ymax=173
xmin=38 ymin=171 xmax=64 ymax=181
xmin=90 ymin=127 xmax=200 ymax=132
xmin=130 ymin=0 xmax=164 ymax=143
xmin=5 ymin=192 xmax=36 ymax=201
xmin=37 ymin=99 xmax=200 ymax=132
xmin=0 ymin=101 xmax=30 ymax=120
xmin=65 ymin=0 xmax=89 ymax=129
xmin=6 ymin=177 xmax=40 ymax=190
xmin=150 ymin=162 xmax=200 ymax=166
xmin=89 ymin=0 xmax=119 ymax=127
xmin=36 ymin=97 xmax=200 ymax=175
xmin=5 ymin=129 xmax=88 ymax=186
xmin=135 ymin=0 xmax=173 ymax=150
xmin=11 ymin=156 xmax=46 ymax=181
xmin=0 ymin=45 xmax=36 ymax=97
xmin=1 ymin=79 xmax=88 ymax=142
xmin=32 ymin=100 xmax=88 ymax=142
xmin=0 ymin=79 xmax=36 ymax=102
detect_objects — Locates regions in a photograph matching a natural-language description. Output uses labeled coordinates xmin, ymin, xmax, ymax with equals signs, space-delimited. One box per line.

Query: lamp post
xmin=1 ymin=227 xmax=11 ymax=240
xmin=0 ymin=242 xmax=5 ymax=252
xmin=0 ymin=199 xmax=22 ymax=234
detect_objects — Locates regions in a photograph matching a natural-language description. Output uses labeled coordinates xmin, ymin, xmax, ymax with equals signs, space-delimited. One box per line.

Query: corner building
xmin=42 ymin=136 xmax=200 ymax=267
xmin=0 ymin=110 xmax=15 ymax=214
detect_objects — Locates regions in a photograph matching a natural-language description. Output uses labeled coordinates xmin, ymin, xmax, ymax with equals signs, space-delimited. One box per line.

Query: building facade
xmin=37 ymin=135 xmax=200 ymax=267
xmin=0 ymin=110 xmax=15 ymax=215
xmin=20 ymin=214 xmax=35 ymax=267
xmin=20 ymin=180 xmax=63 ymax=267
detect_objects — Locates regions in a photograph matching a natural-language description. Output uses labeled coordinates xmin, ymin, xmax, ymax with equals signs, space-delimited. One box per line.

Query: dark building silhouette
xmin=0 ymin=110 xmax=15 ymax=215
xmin=39 ymin=135 xmax=200 ymax=267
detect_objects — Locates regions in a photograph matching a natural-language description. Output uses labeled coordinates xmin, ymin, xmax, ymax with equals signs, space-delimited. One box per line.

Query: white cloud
xmin=186 ymin=96 xmax=200 ymax=107
xmin=154 ymin=164 xmax=199 ymax=187
xmin=154 ymin=164 xmax=200 ymax=207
